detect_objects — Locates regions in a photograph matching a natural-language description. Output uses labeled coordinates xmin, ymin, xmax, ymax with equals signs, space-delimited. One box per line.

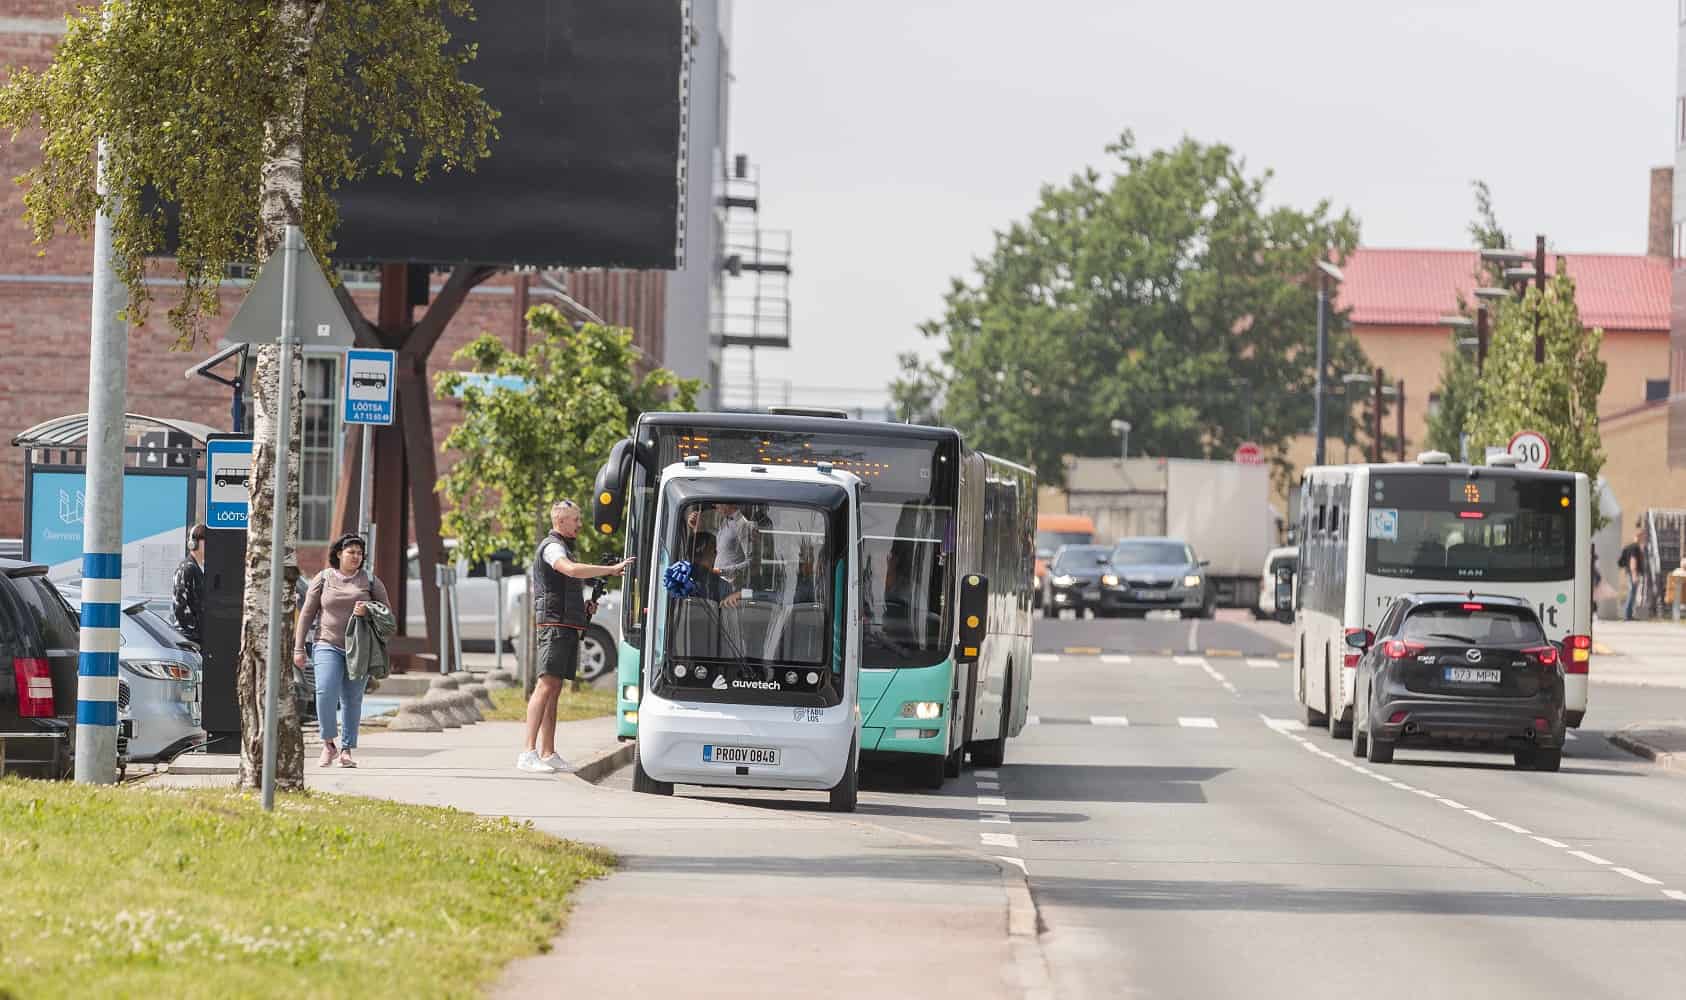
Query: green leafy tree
xmin=0 ymin=1 xmax=495 ymax=790
xmin=902 ymin=132 xmax=1367 ymax=482
xmin=436 ymin=306 xmax=700 ymax=569
xmin=1466 ymin=265 xmax=1608 ymax=527
xmin=890 ymin=351 xmax=944 ymax=424
xmin=1426 ymin=180 xmax=1510 ymax=457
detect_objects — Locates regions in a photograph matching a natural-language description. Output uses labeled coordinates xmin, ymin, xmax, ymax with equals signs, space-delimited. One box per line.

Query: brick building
xmin=0 ymin=3 xmax=753 ymax=573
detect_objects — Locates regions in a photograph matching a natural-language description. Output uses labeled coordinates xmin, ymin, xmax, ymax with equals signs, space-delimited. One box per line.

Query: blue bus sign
xmin=206 ymin=437 xmax=254 ymax=530
xmin=344 ymin=348 xmax=396 ymax=425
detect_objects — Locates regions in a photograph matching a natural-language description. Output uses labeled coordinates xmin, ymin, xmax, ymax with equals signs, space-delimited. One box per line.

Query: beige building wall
xmin=1602 ymin=406 xmax=1686 ymax=522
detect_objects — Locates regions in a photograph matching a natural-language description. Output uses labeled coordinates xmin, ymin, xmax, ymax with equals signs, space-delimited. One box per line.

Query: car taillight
xmin=13 ymin=657 xmax=55 ymax=718
xmin=1381 ymin=639 xmax=1424 ymax=660
xmin=1565 ymin=634 xmax=1591 ymax=675
xmin=1522 ymin=645 xmax=1559 ymax=667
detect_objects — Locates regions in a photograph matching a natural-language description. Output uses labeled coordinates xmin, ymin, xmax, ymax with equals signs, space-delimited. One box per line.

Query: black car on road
xmin=1352 ymin=593 xmax=1565 ymax=771
xmin=1 ymin=559 xmax=86 ymax=777
xmin=1041 ymin=544 xmax=1111 ymax=619
xmin=1098 ymin=538 xmax=1214 ymax=619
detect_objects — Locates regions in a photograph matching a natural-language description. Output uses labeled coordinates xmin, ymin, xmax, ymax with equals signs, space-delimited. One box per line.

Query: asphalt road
xmin=610 ymin=612 xmax=1686 ymax=998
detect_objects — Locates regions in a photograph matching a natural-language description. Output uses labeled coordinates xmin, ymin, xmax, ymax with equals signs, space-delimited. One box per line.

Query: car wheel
xmin=579 ymin=625 xmax=617 ymax=682
xmin=1352 ymin=679 xmax=1370 ymax=757
xmin=1530 ymin=748 xmax=1563 ymax=772
xmin=632 ymin=741 xmax=672 ymax=796
xmin=1367 ymin=733 xmax=1395 ymax=764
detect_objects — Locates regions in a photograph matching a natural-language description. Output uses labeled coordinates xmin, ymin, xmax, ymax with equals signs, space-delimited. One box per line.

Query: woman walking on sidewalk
xmin=295 ymin=533 xmax=390 ymax=768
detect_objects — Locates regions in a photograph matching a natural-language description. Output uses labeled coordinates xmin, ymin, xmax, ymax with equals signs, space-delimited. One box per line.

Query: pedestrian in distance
xmin=172 ymin=523 xmax=207 ymax=644
xmin=294 ymin=533 xmax=390 ymax=768
xmin=519 ymin=500 xmax=632 ymax=774
xmin=1620 ymin=523 xmax=1649 ymax=622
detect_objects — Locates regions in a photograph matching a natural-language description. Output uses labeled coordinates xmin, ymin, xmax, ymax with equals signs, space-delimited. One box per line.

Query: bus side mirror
xmin=1274 ymin=566 xmax=1295 ymax=621
xmin=591 ymin=439 xmax=635 ymax=538
xmin=956 ymin=574 xmax=989 ymax=664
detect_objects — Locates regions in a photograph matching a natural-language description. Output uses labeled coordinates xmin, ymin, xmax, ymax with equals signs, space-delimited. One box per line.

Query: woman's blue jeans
xmin=312 ymin=645 xmax=366 ymax=749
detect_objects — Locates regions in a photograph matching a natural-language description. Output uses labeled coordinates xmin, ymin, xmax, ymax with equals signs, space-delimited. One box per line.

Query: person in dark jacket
xmin=171 ymin=524 xmax=207 ymax=644
xmin=520 ymin=500 xmax=632 ymax=774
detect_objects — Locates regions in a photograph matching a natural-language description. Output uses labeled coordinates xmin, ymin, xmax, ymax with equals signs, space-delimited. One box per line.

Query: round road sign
xmin=1234 ymin=442 xmax=1264 ymax=465
xmin=1507 ymin=430 xmax=1550 ymax=470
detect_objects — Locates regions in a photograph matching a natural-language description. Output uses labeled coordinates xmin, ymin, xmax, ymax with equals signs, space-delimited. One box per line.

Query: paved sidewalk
xmin=1588 ymin=619 xmax=1686 ymax=688
xmin=151 ymin=716 xmax=1033 ymax=999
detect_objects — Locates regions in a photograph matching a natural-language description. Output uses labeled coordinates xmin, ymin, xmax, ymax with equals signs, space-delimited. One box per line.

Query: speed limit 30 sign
xmin=1507 ymin=430 xmax=1551 ymax=470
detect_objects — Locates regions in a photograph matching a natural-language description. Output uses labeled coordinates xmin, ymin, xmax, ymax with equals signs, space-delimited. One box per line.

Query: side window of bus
xmin=1330 ymin=506 xmax=1341 ymax=535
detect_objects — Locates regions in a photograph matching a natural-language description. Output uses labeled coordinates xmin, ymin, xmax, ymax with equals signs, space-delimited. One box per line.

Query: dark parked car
xmin=1099 ymin=538 xmax=1214 ymax=619
xmin=1352 ymin=594 xmax=1565 ymax=771
xmin=1 ymin=559 xmax=86 ymax=777
xmin=1041 ymin=544 xmax=1111 ymax=619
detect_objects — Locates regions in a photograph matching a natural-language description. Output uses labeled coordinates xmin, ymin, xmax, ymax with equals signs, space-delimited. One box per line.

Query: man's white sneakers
xmin=517 ymin=750 xmax=576 ymax=773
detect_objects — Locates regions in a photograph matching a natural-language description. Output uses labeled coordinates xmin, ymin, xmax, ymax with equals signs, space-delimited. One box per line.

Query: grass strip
xmin=0 ymin=780 xmax=612 ymax=999
xmin=483 ymin=683 xmax=615 ymax=723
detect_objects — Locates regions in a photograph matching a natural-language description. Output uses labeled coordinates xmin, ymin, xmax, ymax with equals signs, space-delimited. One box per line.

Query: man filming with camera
xmin=518 ymin=499 xmax=633 ymax=774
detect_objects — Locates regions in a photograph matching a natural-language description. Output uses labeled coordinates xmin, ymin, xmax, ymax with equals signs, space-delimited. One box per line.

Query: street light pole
xmin=1313 ymin=261 xmax=1343 ymax=467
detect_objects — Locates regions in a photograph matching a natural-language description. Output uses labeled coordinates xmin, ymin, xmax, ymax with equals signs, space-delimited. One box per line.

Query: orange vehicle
xmin=1034 ymin=513 xmax=1096 ymax=606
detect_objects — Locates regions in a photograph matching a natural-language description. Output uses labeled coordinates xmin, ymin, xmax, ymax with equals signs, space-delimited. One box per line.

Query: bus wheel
xmin=632 ymin=742 xmax=672 ymax=796
xmin=1327 ymin=659 xmax=1352 ymax=739
xmin=912 ymin=751 xmax=947 ymax=790
xmin=945 ymin=747 xmax=963 ymax=778
xmin=829 ymin=738 xmax=859 ymax=812
xmin=971 ymin=669 xmax=1012 ymax=769
xmin=1300 ymin=659 xmax=1326 ymax=727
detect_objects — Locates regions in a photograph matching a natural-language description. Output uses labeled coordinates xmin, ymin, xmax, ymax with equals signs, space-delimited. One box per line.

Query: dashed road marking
xmin=1174 ymin=656 xmax=1206 ymax=667
xmin=1613 ymin=867 xmax=1663 ymax=886
xmin=1438 ymin=799 xmax=1468 ymax=810
xmin=976 ymin=770 xmax=999 ymax=779
xmin=1465 ymin=809 xmax=1496 ymax=822
xmin=977 ymin=781 xmax=1000 ymax=791
xmin=1410 ymin=788 xmax=1441 ymax=800
xmin=981 ymin=832 xmax=1019 ymax=849
xmin=1261 ymin=716 xmax=1307 ymax=732
xmin=1664 ymin=890 xmax=1686 ymax=902
xmin=1221 ymin=682 xmax=1238 ymax=694
xmin=978 ymin=795 xmax=1008 ymax=808
xmin=1090 ymin=715 xmax=1130 ymax=726
xmin=1532 ymin=836 xmax=1569 ymax=849
xmin=1032 ymin=653 xmax=1059 ymax=664
xmin=1025 ymin=715 xmax=1041 ymax=726
xmin=995 ymin=855 xmax=1029 ymax=875
xmin=1247 ymin=658 xmax=1279 ymax=669
xmin=1178 ymin=716 xmax=1219 ymax=728
xmin=1567 ymin=850 xmax=1613 ymax=866
xmin=980 ymin=812 xmax=1012 ymax=824
xmin=1101 ymin=654 xmax=1133 ymax=664
xmin=1494 ymin=822 xmax=1531 ymax=835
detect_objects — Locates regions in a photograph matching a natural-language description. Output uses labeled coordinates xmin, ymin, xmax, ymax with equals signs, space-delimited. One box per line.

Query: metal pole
xmin=436 ymin=563 xmax=450 ymax=673
xmin=1396 ymin=379 xmax=1406 ymax=463
xmin=492 ymin=561 xmax=505 ymax=675
xmin=1371 ymin=367 xmax=1384 ymax=464
xmin=75 ymin=135 xmax=128 ymax=785
xmin=1476 ymin=305 xmax=1489 ymax=375
xmin=1314 ymin=278 xmax=1329 ymax=466
xmin=357 ymin=424 xmax=373 ymax=546
xmin=260 ymin=225 xmax=300 ymax=812
xmin=449 ymin=567 xmax=465 ymax=675
xmin=1533 ymin=234 xmax=1547 ymax=364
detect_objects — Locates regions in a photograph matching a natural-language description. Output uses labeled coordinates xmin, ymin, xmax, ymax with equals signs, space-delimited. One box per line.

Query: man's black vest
xmin=532 ymin=531 xmax=588 ymax=627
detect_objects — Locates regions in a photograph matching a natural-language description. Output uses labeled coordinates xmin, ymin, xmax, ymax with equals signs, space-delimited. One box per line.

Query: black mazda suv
xmin=1351 ymin=593 xmax=1566 ymax=771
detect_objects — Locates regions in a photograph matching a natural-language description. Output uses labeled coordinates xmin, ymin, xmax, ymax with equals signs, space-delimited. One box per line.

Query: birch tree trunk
xmin=237 ymin=0 xmax=325 ymax=790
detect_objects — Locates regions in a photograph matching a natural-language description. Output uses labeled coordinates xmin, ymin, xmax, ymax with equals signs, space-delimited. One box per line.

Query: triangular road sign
xmin=225 ymin=229 xmax=358 ymax=347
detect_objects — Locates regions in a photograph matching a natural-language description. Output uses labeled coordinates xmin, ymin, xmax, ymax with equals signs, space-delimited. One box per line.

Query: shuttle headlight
xmin=1183 ymin=575 xmax=1203 ymax=588
xmin=623 ymin=684 xmax=640 ymax=702
xmin=900 ymin=701 xmax=944 ymax=720
xmin=1101 ymin=574 xmax=1120 ymax=587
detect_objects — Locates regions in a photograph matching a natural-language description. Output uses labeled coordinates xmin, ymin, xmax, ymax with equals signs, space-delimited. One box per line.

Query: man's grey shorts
xmin=537 ymin=626 xmax=581 ymax=681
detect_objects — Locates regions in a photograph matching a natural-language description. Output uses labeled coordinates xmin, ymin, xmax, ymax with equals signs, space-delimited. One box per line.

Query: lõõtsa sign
xmin=344 ymin=348 xmax=396 ymax=425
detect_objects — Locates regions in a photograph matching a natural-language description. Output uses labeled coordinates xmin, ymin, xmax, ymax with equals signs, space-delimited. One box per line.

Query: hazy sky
xmin=723 ymin=1 xmax=1675 ymax=408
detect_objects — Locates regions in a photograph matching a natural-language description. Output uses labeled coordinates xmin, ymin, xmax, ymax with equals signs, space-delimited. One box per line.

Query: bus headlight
xmin=623 ymin=685 xmax=639 ymax=702
xmin=1052 ymin=574 xmax=1076 ymax=587
xmin=900 ymin=701 xmax=943 ymax=720
xmin=1183 ymin=575 xmax=1202 ymax=588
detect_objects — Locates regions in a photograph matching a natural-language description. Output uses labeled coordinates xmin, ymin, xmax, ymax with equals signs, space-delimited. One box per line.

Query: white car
xmin=1255 ymin=545 xmax=1297 ymax=621
xmin=405 ymin=541 xmax=621 ymax=682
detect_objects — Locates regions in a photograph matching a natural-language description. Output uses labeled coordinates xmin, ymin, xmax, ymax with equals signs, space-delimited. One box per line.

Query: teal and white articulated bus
xmin=592 ymin=410 xmax=1035 ymax=789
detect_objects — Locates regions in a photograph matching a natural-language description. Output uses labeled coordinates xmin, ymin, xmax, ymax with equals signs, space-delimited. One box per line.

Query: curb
xmin=1607 ymin=730 xmax=1685 ymax=772
xmin=572 ymin=740 xmax=636 ymax=785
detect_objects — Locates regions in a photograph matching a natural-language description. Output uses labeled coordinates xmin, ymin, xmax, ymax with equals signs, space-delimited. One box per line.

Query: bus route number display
xmin=1452 ymin=480 xmax=1491 ymax=505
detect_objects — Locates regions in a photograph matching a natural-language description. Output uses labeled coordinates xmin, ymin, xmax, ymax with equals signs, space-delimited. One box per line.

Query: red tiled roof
xmin=1335 ymin=247 xmax=1672 ymax=332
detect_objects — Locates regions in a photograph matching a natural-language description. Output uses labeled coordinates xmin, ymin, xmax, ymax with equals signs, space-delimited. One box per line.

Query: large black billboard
xmin=331 ymin=0 xmax=685 ymax=269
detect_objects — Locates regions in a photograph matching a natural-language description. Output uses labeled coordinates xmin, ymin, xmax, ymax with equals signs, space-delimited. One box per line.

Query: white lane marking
xmin=978 ymin=796 xmax=1008 ymax=808
xmin=980 ymin=813 xmax=1012 ymax=824
xmin=1247 ymin=658 xmax=1279 ymax=669
xmin=1025 ymin=715 xmax=1041 ymax=726
xmin=1261 ymin=716 xmax=1307 ymax=732
xmin=1178 ymin=717 xmax=1219 ymax=729
xmin=1613 ymin=867 xmax=1663 ymax=886
xmin=1564 ymin=731 xmax=1577 ymax=741
xmin=977 ymin=781 xmax=1001 ymax=791
xmin=1101 ymin=654 xmax=1132 ymax=664
xmin=1438 ymin=799 xmax=1468 ymax=810
xmin=1568 ymin=850 xmax=1613 ymax=866
xmin=1411 ymin=789 xmax=1441 ymax=800
xmin=1465 ymin=810 xmax=1496 ymax=822
xmin=1221 ymin=682 xmax=1238 ymax=694
xmin=1186 ymin=620 xmax=1199 ymax=653
xmin=1174 ymin=656 xmax=1206 ymax=667
xmin=1532 ymin=836 xmax=1569 ymax=849
xmin=976 ymin=770 xmax=999 ymax=779
xmin=1032 ymin=653 xmax=1059 ymax=663
xmin=1664 ymin=890 xmax=1686 ymax=902
xmin=1090 ymin=715 xmax=1130 ymax=726
xmin=1495 ymin=822 xmax=1531 ymax=835
xmin=995 ymin=855 xmax=1029 ymax=875
xmin=1391 ymin=781 xmax=1415 ymax=791
xmin=981 ymin=832 xmax=1019 ymax=848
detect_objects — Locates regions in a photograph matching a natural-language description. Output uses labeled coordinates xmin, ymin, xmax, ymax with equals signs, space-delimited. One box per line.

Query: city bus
xmin=1286 ymin=454 xmax=1592 ymax=738
xmin=593 ymin=410 xmax=1036 ymax=788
